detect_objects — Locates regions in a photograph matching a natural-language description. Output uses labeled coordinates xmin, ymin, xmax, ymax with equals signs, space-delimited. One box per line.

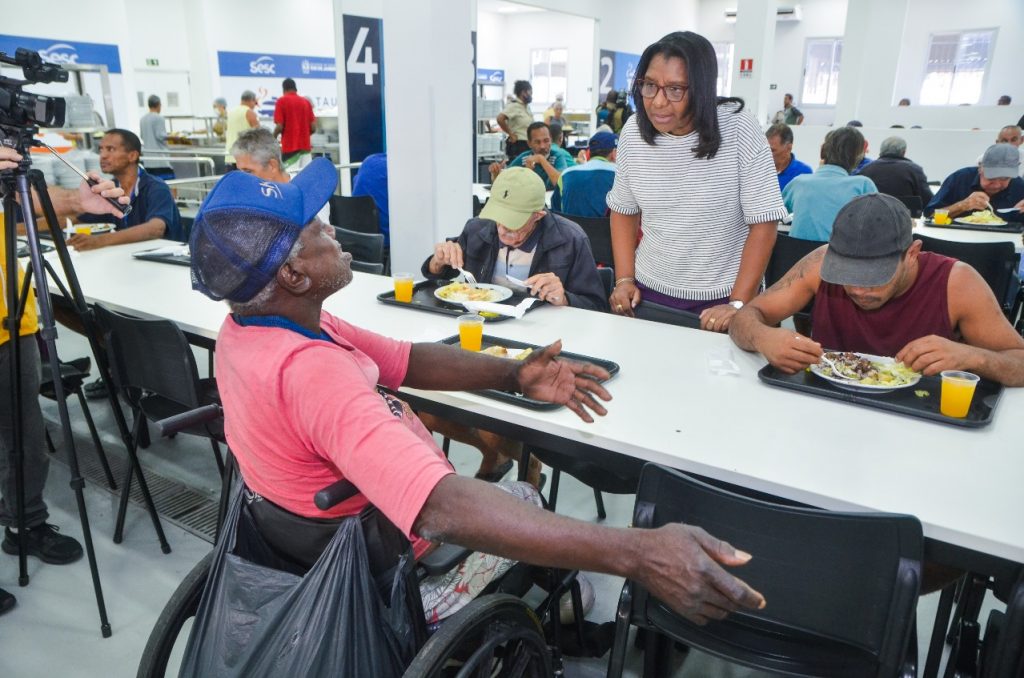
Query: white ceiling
xmin=477 ymin=0 xmax=548 ymax=15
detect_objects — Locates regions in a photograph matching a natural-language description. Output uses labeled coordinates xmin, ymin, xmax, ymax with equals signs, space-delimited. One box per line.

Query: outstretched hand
xmin=516 ymin=340 xmax=611 ymax=422
xmin=638 ymin=523 xmax=765 ymax=625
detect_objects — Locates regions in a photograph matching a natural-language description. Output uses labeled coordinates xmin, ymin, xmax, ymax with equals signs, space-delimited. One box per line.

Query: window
xmin=919 ymin=30 xmax=995 ymax=105
xmin=530 ymin=48 xmax=567 ymax=109
xmin=713 ymin=42 xmax=734 ymax=97
xmin=801 ymin=38 xmax=842 ymax=106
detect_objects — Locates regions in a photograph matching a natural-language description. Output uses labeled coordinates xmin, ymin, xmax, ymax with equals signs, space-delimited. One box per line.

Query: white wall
xmin=486 ymin=10 xmax=595 ymax=110
xmin=1 ymin=0 xmax=138 ymax=133
xmin=476 ymin=10 xmax=506 ymax=77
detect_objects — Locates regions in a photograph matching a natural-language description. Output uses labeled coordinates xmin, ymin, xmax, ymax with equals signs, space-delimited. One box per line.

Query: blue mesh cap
xmin=190 ymin=158 xmax=337 ymax=302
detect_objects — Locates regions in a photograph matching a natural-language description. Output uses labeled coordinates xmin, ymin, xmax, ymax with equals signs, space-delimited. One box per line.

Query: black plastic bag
xmin=177 ymin=484 xmax=418 ymax=677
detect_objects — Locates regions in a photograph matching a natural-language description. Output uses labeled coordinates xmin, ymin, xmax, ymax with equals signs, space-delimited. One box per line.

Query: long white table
xmin=42 ymin=241 xmax=1024 ymax=575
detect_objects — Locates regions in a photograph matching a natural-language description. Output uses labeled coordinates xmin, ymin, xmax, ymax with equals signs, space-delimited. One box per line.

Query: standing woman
xmin=607 ymin=32 xmax=785 ymax=332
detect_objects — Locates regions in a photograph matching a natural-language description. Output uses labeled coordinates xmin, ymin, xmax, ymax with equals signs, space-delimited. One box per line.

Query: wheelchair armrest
xmin=417 ymin=543 xmax=473 ymax=577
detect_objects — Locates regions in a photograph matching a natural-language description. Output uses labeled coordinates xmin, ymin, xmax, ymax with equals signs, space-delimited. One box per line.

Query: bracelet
xmin=613 ymin=277 xmax=635 ymax=288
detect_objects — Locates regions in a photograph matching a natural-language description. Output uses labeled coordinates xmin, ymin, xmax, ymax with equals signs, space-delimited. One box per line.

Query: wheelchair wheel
xmin=403 ymin=593 xmax=552 ymax=678
xmin=137 ymin=551 xmax=213 ymax=678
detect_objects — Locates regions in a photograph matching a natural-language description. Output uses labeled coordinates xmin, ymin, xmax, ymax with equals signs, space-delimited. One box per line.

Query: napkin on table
xmin=460 ymin=297 xmax=539 ymax=319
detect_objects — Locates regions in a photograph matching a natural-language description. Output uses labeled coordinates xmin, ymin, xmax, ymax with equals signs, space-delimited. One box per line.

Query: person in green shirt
xmin=489 ymin=122 xmax=575 ymax=191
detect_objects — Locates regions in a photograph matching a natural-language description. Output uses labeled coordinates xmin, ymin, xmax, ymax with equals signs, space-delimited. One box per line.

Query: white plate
xmin=953 ymin=216 xmax=1007 ymax=227
xmin=72 ymin=223 xmax=115 ymax=235
xmin=434 ymin=282 xmax=512 ymax=305
xmin=809 ymin=352 xmax=921 ymax=393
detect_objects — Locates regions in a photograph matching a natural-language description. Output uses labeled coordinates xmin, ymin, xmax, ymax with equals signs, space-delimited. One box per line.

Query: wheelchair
xmin=137 ymin=405 xmax=583 ymax=678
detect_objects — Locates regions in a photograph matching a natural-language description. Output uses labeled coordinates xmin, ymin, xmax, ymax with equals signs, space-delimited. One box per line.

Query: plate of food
xmin=809 ymin=351 xmax=921 ymax=393
xmin=434 ymin=282 xmax=512 ymax=304
xmin=481 ymin=345 xmax=534 ymax=361
xmin=954 ymin=210 xmax=1007 ymax=226
xmin=71 ymin=223 xmax=115 ymax=235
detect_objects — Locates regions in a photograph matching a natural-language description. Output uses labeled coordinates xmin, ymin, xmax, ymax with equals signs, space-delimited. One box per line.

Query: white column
xmin=382 ymin=0 xmax=474 ymax=275
xmin=730 ymin=0 xmax=777 ymax=126
xmin=833 ymin=0 xmax=910 ymax=126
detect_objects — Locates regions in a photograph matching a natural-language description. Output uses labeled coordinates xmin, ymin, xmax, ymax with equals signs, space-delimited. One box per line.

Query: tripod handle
xmin=36 ymin=141 xmax=132 ymax=218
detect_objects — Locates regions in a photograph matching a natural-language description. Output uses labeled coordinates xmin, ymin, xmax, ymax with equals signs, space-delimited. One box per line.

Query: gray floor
xmin=0 ymin=329 xmax=997 ymax=677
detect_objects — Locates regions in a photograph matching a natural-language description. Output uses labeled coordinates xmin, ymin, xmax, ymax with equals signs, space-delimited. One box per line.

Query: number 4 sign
xmin=346 ymin=26 xmax=378 ymax=86
xmin=342 ymin=15 xmax=386 ymax=161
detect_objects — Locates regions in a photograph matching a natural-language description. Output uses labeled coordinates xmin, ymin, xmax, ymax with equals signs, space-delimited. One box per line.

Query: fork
xmin=818 ymin=354 xmax=859 ymax=381
xmin=457 ymin=267 xmax=478 ymax=285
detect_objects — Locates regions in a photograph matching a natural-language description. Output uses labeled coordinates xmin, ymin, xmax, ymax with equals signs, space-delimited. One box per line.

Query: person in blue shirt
xmin=783 ymin=126 xmax=876 ymax=242
xmin=351 ymin=152 xmax=390 ymax=245
xmin=71 ymin=129 xmax=183 ymax=249
xmin=488 ymin=122 xmax=574 ymax=191
xmin=558 ymin=131 xmax=617 ymax=217
xmin=766 ymin=123 xmax=812 ymax=192
xmin=926 ymin=144 xmax=1024 ymax=222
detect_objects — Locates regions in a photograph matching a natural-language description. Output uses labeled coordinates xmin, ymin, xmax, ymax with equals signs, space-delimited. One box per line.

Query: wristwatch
xmin=729 ymin=300 xmax=744 ymax=310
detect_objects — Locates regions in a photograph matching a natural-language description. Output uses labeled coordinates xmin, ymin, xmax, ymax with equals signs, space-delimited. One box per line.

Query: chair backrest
xmin=472 ymin=195 xmax=485 ymax=217
xmin=334 ymin=226 xmax=386 ymax=265
xmin=765 ymin=233 xmax=826 ymax=288
xmin=915 ymin=234 xmax=1019 ymax=310
xmin=629 ymin=464 xmax=922 ymax=678
xmin=596 ymin=267 xmax=614 ymax=299
xmin=554 ymin=211 xmax=613 ymax=268
xmin=350 ymin=260 xmax=385 ymax=275
xmin=895 ymin=195 xmax=924 ymax=218
xmin=329 ymin=195 xmax=380 ymax=235
xmin=633 ymin=301 xmax=701 ymax=329
xmin=93 ymin=303 xmax=201 ymax=409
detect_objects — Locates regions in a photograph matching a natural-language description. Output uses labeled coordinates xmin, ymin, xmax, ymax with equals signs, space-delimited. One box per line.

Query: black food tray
xmin=377 ymin=279 xmax=540 ymax=323
xmin=439 ymin=334 xmax=620 ymax=410
xmin=16 ymin=240 xmax=54 ymax=257
xmin=922 ymin=218 xmax=1024 ymax=234
xmin=757 ymin=364 xmax=1002 ymax=428
xmin=132 ymin=251 xmax=192 ymax=267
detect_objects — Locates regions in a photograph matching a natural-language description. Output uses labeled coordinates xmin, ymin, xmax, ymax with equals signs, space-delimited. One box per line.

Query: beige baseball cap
xmin=480 ymin=167 xmax=546 ymax=230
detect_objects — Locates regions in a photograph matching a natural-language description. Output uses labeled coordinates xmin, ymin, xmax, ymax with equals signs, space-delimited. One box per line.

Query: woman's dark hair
xmin=630 ymin=31 xmax=744 ymax=159
xmin=513 ymin=80 xmax=532 ymax=97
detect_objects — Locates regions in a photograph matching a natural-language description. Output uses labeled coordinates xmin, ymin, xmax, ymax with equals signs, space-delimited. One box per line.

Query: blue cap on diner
xmin=589 ymin=131 xmax=618 ymax=151
xmin=189 ymin=157 xmax=337 ymax=303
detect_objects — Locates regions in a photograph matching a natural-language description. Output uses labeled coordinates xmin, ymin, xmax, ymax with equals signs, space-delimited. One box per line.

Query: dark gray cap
xmin=820 ymin=194 xmax=913 ymax=287
xmin=981 ymin=143 xmax=1020 ymax=179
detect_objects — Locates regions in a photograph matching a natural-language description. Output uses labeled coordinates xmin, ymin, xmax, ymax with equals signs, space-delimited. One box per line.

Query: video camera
xmin=0 ymin=47 xmax=68 ymax=129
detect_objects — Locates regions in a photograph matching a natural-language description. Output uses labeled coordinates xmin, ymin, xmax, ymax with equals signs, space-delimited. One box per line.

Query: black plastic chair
xmin=979 ymin=571 xmax=1024 ymax=677
xmin=472 ymin=194 xmax=486 ymax=217
xmin=330 ymin=194 xmax=381 ymax=235
xmin=335 ymin=226 xmax=386 ymax=273
xmin=597 ymin=267 xmax=614 ymax=300
xmin=92 ymin=304 xmax=225 ymax=549
xmin=633 ymin=301 xmax=701 ymax=329
xmin=608 ymin=464 xmax=922 ymax=678
xmin=915 ymin=234 xmax=1022 ymax=322
xmin=526 ymin=444 xmax=644 ymax=521
xmin=38 ymin=351 xmax=117 ymax=490
xmin=554 ymin=212 xmax=613 ymax=268
xmin=895 ymin=195 xmax=925 ymax=218
xmin=766 ymin=233 xmax=826 ymax=329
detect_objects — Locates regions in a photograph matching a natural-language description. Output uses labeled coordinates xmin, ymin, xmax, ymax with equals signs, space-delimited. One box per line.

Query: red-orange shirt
xmin=273 ymin=91 xmax=315 ymax=154
xmin=216 ymin=311 xmax=454 ymax=557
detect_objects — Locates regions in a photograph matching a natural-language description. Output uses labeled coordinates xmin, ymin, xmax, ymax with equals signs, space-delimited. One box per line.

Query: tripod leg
xmin=44 ymin=426 xmax=56 ymax=454
xmin=16 ymin=168 xmax=112 ymax=636
xmin=76 ymin=388 xmax=116 ymax=490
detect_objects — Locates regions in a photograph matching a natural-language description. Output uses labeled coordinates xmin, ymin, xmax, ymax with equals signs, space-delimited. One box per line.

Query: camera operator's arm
xmin=0 ymin=148 xmax=126 ymax=227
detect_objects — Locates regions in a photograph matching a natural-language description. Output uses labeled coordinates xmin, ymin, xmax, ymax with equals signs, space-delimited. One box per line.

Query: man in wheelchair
xmin=188 ymin=159 xmax=765 ymax=629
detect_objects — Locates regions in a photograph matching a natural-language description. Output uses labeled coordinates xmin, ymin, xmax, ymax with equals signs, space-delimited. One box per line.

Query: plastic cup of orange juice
xmin=75 ymin=225 xmax=92 ymax=236
xmin=933 ymin=209 xmax=951 ymax=225
xmin=458 ymin=314 xmax=484 ymax=351
xmin=939 ymin=370 xmax=979 ymax=418
xmin=393 ymin=273 xmax=414 ymax=303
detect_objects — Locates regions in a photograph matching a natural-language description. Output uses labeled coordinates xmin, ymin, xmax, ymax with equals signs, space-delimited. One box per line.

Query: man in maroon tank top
xmin=730 ymin=194 xmax=1024 ymax=387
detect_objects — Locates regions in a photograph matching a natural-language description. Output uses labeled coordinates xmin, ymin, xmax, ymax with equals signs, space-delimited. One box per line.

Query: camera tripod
xmin=2 ymin=129 xmax=116 ymax=637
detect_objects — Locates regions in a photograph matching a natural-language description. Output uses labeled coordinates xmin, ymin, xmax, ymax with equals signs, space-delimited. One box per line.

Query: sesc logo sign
xmin=38 ymin=43 xmax=79 ymax=65
xmin=249 ymin=56 xmax=276 ymax=75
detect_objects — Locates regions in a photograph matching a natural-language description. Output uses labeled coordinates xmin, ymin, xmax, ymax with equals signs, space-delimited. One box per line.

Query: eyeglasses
xmin=639 ymin=80 xmax=688 ymax=103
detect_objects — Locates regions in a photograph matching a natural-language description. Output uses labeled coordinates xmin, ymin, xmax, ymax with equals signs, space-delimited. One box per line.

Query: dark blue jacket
xmin=559 ymin=158 xmax=615 ymax=217
xmin=79 ymin=167 xmax=184 ymax=241
xmin=927 ymin=166 xmax=1024 ymax=221
xmin=422 ymin=213 xmax=608 ymax=311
